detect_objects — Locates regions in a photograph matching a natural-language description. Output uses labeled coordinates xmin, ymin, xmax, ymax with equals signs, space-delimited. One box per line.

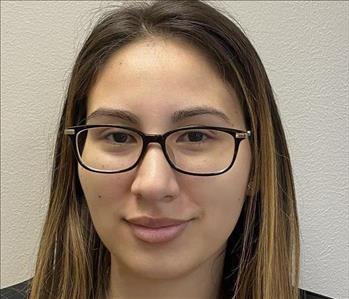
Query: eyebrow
xmin=86 ymin=105 xmax=233 ymax=126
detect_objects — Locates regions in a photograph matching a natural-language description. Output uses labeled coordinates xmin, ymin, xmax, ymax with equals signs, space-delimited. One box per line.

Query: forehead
xmin=87 ymin=37 xmax=245 ymax=129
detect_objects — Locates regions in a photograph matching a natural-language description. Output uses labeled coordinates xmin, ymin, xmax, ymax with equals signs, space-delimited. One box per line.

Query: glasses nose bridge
xmin=142 ymin=134 xmax=166 ymax=149
xmin=138 ymin=133 xmax=170 ymax=166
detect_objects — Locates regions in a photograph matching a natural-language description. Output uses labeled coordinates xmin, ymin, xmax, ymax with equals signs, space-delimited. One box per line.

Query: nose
xmin=130 ymin=143 xmax=180 ymax=202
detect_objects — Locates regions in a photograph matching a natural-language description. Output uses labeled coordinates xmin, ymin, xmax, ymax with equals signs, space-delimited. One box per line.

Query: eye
xmin=104 ymin=131 xmax=137 ymax=144
xmin=178 ymin=131 xmax=210 ymax=143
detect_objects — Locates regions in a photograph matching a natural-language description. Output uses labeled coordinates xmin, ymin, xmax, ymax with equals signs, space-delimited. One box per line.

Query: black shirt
xmin=0 ymin=279 xmax=334 ymax=299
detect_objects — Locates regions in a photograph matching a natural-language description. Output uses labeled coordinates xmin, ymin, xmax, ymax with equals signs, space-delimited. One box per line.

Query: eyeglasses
xmin=64 ymin=125 xmax=251 ymax=176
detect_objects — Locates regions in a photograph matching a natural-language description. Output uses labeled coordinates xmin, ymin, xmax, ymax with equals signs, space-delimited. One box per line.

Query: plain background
xmin=1 ymin=1 xmax=348 ymax=298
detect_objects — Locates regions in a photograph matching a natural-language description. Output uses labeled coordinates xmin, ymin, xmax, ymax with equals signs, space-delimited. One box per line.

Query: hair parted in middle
xmin=29 ymin=1 xmax=300 ymax=299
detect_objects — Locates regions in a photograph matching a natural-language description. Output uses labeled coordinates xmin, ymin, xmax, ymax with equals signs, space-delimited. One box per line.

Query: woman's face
xmin=79 ymin=37 xmax=252 ymax=280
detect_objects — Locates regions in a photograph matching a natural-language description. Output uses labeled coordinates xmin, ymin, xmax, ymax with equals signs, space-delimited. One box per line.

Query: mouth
xmin=124 ymin=217 xmax=192 ymax=244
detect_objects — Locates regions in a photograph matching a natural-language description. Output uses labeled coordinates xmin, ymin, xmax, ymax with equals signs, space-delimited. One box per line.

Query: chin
xmin=115 ymin=253 xmax=198 ymax=281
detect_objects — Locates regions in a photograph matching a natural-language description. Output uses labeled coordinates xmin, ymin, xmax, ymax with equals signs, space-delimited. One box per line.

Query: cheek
xmin=190 ymin=157 xmax=250 ymax=246
xmin=78 ymin=166 xmax=130 ymax=236
xmin=200 ymin=177 xmax=246 ymax=242
xmin=78 ymin=165 xmax=130 ymax=200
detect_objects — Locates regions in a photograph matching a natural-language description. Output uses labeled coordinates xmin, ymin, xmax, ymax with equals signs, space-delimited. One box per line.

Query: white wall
xmin=1 ymin=1 xmax=348 ymax=298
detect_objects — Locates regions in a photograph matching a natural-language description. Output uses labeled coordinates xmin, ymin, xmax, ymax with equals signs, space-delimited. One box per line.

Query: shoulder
xmin=299 ymin=288 xmax=334 ymax=299
xmin=0 ymin=279 xmax=31 ymax=299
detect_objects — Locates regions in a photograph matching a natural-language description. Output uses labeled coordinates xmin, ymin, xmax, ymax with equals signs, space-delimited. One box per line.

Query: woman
xmin=1 ymin=1 xmax=332 ymax=298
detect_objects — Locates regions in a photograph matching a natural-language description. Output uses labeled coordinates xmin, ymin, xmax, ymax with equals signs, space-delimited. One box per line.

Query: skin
xmin=79 ymin=36 xmax=252 ymax=299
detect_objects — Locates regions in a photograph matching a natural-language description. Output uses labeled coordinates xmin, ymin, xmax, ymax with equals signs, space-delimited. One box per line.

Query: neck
xmin=107 ymin=248 xmax=226 ymax=299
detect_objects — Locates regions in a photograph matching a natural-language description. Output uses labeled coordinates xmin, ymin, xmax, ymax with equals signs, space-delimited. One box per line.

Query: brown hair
xmin=29 ymin=1 xmax=300 ymax=298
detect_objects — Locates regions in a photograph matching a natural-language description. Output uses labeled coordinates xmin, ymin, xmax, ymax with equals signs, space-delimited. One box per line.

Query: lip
xmin=125 ymin=217 xmax=192 ymax=244
xmin=125 ymin=216 xmax=190 ymax=228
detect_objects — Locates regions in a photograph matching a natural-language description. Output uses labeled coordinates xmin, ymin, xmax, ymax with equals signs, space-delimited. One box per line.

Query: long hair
xmin=29 ymin=1 xmax=300 ymax=298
